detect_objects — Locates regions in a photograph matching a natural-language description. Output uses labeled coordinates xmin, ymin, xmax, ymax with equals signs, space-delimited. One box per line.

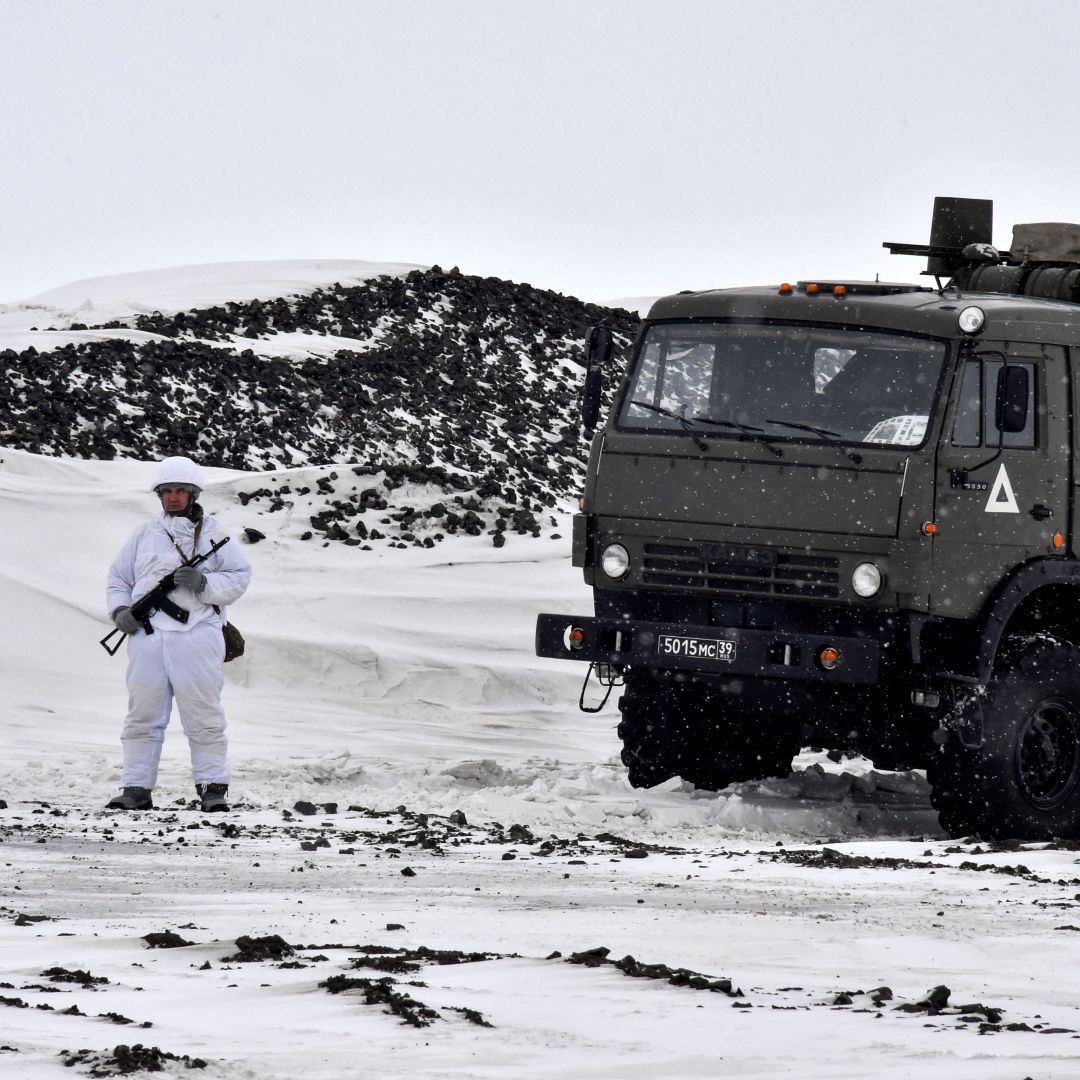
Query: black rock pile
xmin=59 ymin=1044 xmax=207 ymax=1075
xmin=0 ymin=267 xmax=639 ymax=548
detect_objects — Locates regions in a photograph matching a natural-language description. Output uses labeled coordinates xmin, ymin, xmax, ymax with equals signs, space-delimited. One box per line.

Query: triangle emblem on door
xmin=984 ymin=463 xmax=1019 ymax=514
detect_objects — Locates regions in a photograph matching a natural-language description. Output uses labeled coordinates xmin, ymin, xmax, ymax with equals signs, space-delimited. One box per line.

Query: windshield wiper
xmin=629 ymin=401 xmax=788 ymax=459
xmin=692 ymin=414 xmax=784 ymax=457
xmin=765 ymin=418 xmax=844 ymax=439
xmin=764 ymin=418 xmax=863 ymax=463
xmin=629 ymin=400 xmax=708 ymax=450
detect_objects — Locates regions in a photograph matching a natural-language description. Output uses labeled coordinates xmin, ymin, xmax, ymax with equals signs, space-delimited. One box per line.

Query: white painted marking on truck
xmin=984 ymin=463 xmax=1019 ymax=514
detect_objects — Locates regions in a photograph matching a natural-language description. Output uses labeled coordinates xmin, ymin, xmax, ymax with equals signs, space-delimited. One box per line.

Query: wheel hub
xmin=1016 ymin=699 xmax=1080 ymax=809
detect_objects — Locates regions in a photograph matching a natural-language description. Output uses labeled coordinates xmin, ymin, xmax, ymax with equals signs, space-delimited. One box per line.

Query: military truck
xmin=536 ymin=197 xmax=1080 ymax=841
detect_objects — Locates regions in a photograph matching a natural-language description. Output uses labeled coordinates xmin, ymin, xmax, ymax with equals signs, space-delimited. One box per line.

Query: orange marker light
xmin=779 ymin=282 xmax=793 ymax=295
xmin=833 ymin=285 xmax=847 ymax=297
xmin=921 ymin=522 xmax=937 ymax=536
xmin=805 ymin=283 xmax=820 ymax=295
xmin=568 ymin=627 xmax=586 ymax=650
xmin=818 ymin=647 xmax=841 ymax=671
xmin=578 ymin=498 xmax=585 ymax=511
xmin=1053 ymin=532 xmax=1065 ymax=549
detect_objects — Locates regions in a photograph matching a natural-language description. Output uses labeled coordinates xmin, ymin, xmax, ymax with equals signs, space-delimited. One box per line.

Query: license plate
xmin=657 ymin=634 xmax=737 ymax=662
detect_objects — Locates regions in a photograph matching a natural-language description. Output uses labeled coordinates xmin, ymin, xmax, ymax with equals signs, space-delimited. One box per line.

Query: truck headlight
xmin=601 ymin=543 xmax=630 ymax=579
xmin=852 ymin=562 xmax=883 ymax=598
xmin=958 ymin=306 xmax=986 ymax=334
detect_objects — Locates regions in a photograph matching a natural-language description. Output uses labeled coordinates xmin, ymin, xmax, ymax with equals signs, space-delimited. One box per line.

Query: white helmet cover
xmin=152 ymin=455 xmax=205 ymax=494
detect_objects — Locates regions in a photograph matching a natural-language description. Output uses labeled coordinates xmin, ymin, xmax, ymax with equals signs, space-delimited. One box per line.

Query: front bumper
xmin=535 ymin=612 xmax=881 ymax=685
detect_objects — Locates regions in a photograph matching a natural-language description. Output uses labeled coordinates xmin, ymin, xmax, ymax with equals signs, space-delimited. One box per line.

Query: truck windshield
xmin=619 ymin=322 xmax=947 ymax=448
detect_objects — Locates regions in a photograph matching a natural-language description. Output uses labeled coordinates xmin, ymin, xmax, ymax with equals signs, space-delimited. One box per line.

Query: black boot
xmin=106 ymin=787 xmax=153 ymax=810
xmin=196 ymin=783 xmax=229 ymax=812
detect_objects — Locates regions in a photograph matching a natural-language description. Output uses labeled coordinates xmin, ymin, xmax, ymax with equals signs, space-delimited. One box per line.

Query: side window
xmin=951 ymin=358 xmax=1036 ymax=448
xmin=952 ymin=361 xmax=981 ymax=446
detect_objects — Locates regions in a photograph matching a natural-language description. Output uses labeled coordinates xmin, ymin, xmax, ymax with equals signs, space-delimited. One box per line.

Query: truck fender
xmin=973 ymin=557 xmax=1080 ymax=680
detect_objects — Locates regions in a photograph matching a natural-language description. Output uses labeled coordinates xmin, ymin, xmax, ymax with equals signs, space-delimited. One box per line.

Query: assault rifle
xmin=99 ymin=536 xmax=231 ymax=656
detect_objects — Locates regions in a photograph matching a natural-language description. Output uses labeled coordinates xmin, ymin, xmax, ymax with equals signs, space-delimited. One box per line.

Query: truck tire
xmin=617 ymin=674 xmax=798 ymax=791
xmin=616 ymin=677 xmax=679 ymax=789
xmin=930 ymin=638 xmax=1080 ymax=841
xmin=927 ymin=744 xmax=982 ymax=839
xmin=677 ymin=721 xmax=799 ymax=792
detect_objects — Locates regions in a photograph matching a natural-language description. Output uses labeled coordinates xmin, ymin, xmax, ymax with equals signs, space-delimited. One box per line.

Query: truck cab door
xmin=931 ymin=342 xmax=1070 ymax=620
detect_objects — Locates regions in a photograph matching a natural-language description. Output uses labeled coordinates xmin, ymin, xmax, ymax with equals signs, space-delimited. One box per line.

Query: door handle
xmin=1030 ymin=504 xmax=1054 ymax=521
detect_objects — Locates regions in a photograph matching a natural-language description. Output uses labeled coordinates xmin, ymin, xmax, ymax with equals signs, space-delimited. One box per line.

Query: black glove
xmin=174 ymin=565 xmax=207 ymax=593
xmin=112 ymin=607 xmax=141 ymax=635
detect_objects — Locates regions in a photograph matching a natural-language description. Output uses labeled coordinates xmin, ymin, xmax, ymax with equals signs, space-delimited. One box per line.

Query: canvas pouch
xmin=222 ymin=621 xmax=245 ymax=662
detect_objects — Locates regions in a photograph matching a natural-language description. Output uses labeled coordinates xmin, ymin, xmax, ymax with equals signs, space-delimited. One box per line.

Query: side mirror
xmin=995 ymin=365 xmax=1029 ymax=434
xmin=581 ymin=326 xmax=613 ymax=434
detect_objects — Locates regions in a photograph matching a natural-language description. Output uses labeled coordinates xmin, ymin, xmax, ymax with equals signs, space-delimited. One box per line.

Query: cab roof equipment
xmin=885 ymin=196 xmax=1080 ymax=304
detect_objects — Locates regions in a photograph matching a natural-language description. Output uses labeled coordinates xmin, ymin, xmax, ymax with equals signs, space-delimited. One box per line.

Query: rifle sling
xmin=155 ymin=516 xmax=207 ymax=624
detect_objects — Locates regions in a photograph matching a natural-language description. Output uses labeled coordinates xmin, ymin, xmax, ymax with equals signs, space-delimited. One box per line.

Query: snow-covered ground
xmin=4 ymin=265 xmax=1080 ymax=1078
xmin=0 ymin=259 xmax=424 ymax=327
xmin=0 ymin=259 xmax=425 ymax=354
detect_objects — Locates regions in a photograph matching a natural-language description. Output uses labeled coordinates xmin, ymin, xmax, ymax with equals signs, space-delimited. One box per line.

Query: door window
xmin=950 ymin=358 xmax=1036 ymax=449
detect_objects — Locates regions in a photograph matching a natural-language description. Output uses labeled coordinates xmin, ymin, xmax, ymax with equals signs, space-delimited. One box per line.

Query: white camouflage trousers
xmin=121 ymin=620 xmax=229 ymax=789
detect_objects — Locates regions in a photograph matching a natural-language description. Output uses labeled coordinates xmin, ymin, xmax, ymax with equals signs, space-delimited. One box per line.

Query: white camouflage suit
xmin=106 ymin=511 xmax=252 ymax=790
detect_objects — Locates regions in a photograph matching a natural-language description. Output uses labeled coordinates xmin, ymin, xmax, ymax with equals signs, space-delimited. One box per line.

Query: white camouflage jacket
xmin=106 ymin=511 xmax=252 ymax=633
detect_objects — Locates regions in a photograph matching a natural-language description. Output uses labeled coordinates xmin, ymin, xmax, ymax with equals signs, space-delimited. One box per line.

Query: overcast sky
xmin=5 ymin=0 xmax=1080 ymax=305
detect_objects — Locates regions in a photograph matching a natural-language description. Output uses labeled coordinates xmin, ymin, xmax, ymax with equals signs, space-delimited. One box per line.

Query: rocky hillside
xmin=0 ymin=267 xmax=639 ymax=548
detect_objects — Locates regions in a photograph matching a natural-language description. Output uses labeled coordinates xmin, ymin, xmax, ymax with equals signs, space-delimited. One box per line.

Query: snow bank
xmin=0 ymin=258 xmax=424 ymax=335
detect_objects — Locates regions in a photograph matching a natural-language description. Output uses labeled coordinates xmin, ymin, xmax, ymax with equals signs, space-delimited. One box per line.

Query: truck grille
xmin=642 ymin=542 xmax=841 ymax=599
